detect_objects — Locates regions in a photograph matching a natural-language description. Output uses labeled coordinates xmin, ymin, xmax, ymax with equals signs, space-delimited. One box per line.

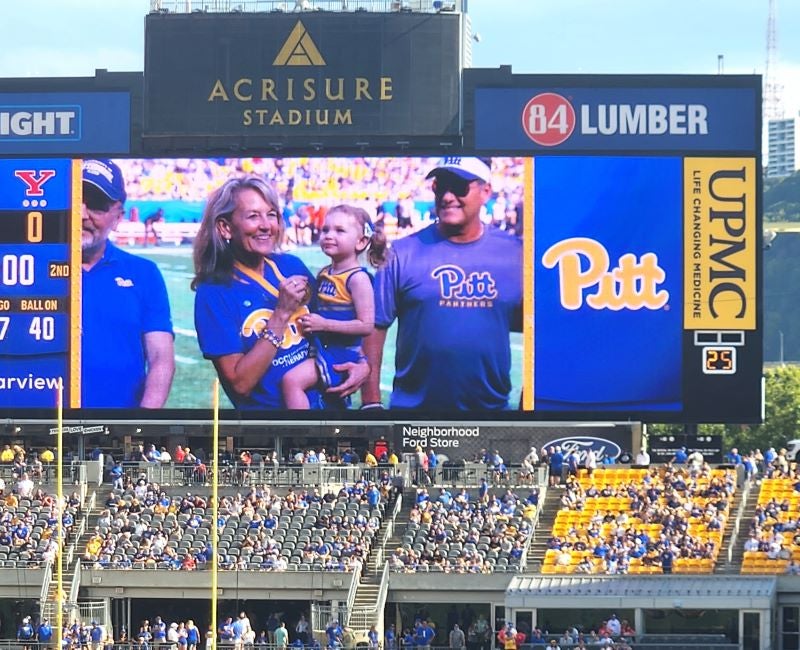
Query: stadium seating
xmin=389 ymin=489 xmax=535 ymax=573
xmin=84 ymin=484 xmax=384 ymax=571
xmin=741 ymin=475 xmax=800 ymax=574
xmin=541 ymin=467 xmax=734 ymax=575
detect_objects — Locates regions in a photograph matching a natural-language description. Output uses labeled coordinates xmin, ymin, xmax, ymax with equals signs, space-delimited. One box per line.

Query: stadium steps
xmin=41 ymin=491 xmax=102 ymax=621
xmin=527 ymin=487 xmax=561 ymax=571
xmin=41 ymin=561 xmax=77 ymax=622
xmin=719 ymin=482 xmax=758 ymax=573
xmin=379 ymin=492 xmax=415 ymax=566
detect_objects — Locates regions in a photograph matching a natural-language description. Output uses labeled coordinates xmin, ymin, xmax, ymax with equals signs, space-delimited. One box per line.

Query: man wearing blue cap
xmin=362 ymin=156 xmax=522 ymax=410
xmin=81 ymin=159 xmax=175 ymax=408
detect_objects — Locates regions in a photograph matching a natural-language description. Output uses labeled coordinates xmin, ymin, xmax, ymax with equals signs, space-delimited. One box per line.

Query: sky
xmin=0 ymin=0 xmax=798 ymax=116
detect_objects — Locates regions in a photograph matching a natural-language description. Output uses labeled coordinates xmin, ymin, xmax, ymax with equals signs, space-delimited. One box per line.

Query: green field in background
xmin=137 ymin=246 xmax=522 ymax=410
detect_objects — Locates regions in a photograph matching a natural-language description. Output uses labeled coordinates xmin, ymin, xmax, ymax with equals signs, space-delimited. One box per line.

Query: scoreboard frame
xmin=0 ymin=72 xmax=764 ymax=425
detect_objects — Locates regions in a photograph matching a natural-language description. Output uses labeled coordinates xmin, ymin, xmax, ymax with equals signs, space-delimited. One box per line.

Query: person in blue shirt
xmin=725 ymin=447 xmax=743 ymax=465
xmin=672 ymin=447 xmax=688 ymax=464
xmin=548 ymin=446 xmax=564 ymax=487
xmin=37 ymin=619 xmax=53 ymax=649
xmin=363 ymin=156 xmax=523 ymax=411
xmin=18 ymin=616 xmax=35 ymax=650
xmin=90 ymin=622 xmax=104 ymax=650
xmin=385 ymin=624 xmax=397 ymax=650
xmin=81 ymin=159 xmax=175 ymax=408
xmin=152 ymin=618 xmax=166 ymax=648
xmin=192 ymin=175 xmax=368 ymax=410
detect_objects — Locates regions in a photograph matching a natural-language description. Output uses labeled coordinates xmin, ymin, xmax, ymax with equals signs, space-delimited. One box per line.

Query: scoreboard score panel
xmin=0 ymin=159 xmax=76 ymax=408
xmin=0 ymin=155 xmax=762 ymax=422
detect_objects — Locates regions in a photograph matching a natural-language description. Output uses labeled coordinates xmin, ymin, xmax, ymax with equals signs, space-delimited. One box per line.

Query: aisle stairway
xmin=526 ymin=488 xmax=561 ymax=570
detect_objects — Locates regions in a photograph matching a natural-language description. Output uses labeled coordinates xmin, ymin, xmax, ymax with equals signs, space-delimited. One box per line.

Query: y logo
xmin=15 ymin=170 xmax=56 ymax=196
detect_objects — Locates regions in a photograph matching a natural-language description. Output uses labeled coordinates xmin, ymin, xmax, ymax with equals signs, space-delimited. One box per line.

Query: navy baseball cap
xmin=426 ymin=157 xmax=491 ymax=183
xmin=82 ymin=159 xmax=127 ymax=203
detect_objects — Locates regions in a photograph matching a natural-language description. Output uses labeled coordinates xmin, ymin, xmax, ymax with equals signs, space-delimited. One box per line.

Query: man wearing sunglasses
xmin=81 ymin=159 xmax=175 ymax=408
xmin=363 ymin=156 xmax=522 ymax=411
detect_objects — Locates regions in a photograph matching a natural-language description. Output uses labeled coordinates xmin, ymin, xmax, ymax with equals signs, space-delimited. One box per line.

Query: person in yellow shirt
xmin=0 ymin=445 xmax=14 ymax=463
xmin=364 ymin=451 xmax=378 ymax=467
xmin=40 ymin=448 xmax=55 ymax=463
xmin=388 ymin=451 xmax=399 ymax=467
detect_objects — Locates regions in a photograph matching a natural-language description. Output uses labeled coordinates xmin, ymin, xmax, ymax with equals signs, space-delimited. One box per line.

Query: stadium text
xmin=0 ymin=110 xmax=77 ymax=137
xmin=580 ymin=104 xmax=708 ymax=136
xmin=208 ymin=77 xmax=391 ymax=128
xmin=541 ymin=237 xmax=669 ymax=310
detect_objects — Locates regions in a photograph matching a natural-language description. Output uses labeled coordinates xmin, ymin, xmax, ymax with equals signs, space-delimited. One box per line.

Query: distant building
xmin=767 ymin=115 xmax=798 ymax=178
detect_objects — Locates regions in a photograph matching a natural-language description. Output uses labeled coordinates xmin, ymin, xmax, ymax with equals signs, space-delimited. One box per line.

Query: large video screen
xmin=0 ymin=154 xmax=762 ymax=422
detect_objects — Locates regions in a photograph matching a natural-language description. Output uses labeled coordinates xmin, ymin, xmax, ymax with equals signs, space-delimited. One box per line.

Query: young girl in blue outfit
xmin=282 ymin=204 xmax=387 ymax=408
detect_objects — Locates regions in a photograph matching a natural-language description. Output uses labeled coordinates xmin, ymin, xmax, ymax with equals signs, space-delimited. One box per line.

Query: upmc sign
xmin=144 ymin=12 xmax=461 ymax=138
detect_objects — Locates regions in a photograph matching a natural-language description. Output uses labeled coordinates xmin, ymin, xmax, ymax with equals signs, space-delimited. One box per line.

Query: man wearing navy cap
xmin=81 ymin=159 xmax=175 ymax=408
xmin=363 ymin=156 xmax=522 ymax=410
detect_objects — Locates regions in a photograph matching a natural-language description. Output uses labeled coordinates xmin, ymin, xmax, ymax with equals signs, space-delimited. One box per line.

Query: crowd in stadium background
xmin=111 ymin=157 xmax=525 ymax=246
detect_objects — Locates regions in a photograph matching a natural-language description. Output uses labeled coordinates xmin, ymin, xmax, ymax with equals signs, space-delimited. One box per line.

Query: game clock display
xmin=0 ymin=159 xmax=76 ymax=408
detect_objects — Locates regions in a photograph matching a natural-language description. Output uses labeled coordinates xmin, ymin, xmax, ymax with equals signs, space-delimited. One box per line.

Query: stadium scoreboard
xmin=0 ymin=159 xmax=78 ymax=409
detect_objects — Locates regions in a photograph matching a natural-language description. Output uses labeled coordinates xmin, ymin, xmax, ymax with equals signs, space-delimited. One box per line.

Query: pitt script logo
xmin=542 ymin=237 xmax=669 ymax=310
xmin=432 ymin=264 xmax=497 ymax=308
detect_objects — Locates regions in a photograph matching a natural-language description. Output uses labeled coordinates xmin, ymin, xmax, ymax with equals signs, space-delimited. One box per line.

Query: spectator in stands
xmin=605 ymin=615 xmax=621 ymax=638
xmin=672 ymin=447 xmax=688 ymax=464
xmin=362 ymin=157 xmax=522 ymax=411
xmin=385 ymin=624 xmax=397 ymax=650
xmin=16 ymin=472 xmax=34 ymax=498
xmin=18 ymin=617 xmax=34 ymax=650
xmin=585 ymin=449 xmax=598 ymax=476
xmin=368 ymin=626 xmax=379 ymax=650
xmin=0 ymin=445 xmax=13 ymax=463
xmin=37 ymin=618 xmax=53 ymax=649
xmin=192 ymin=175 xmax=369 ymax=410
xmin=634 ymin=447 xmax=650 ymax=466
xmin=81 ymin=159 xmax=175 ymax=408
xmin=549 ymin=447 xmax=564 ymax=487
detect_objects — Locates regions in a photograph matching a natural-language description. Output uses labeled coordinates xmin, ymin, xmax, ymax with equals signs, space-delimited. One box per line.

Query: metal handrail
xmin=343 ymin=562 xmax=362 ymax=626
xmin=520 ymin=486 xmax=544 ymax=571
xmin=726 ymin=477 xmax=752 ymax=565
xmin=38 ymin=559 xmax=53 ymax=613
xmin=66 ymin=491 xmax=95 ymax=567
xmin=68 ymin=558 xmax=81 ymax=604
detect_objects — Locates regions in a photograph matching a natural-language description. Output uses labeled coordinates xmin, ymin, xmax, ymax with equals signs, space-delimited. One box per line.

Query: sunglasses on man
xmin=83 ymin=183 xmax=117 ymax=213
xmin=431 ymin=172 xmax=479 ymax=198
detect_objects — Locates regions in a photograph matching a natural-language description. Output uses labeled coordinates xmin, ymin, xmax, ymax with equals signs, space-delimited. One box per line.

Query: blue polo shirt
xmin=373 ymin=224 xmax=522 ymax=410
xmin=81 ymin=242 xmax=173 ymax=407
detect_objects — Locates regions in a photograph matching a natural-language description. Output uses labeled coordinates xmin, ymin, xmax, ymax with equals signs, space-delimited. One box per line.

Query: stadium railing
xmin=117 ymin=462 xmax=397 ymax=488
xmin=149 ymin=0 xmax=454 ymax=14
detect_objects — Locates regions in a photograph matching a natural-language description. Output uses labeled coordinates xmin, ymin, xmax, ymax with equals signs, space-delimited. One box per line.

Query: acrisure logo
xmin=0 ymin=106 xmax=80 ymax=140
xmin=273 ymin=20 xmax=326 ymax=66
xmin=521 ymin=92 xmax=708 ymax=147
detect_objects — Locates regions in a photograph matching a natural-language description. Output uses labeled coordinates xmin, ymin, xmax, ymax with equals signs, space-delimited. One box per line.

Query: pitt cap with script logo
xmin=426 ymin=156 xmax=491 ymax=183
xmin=82 ymin=159 xmax=127 ymax=203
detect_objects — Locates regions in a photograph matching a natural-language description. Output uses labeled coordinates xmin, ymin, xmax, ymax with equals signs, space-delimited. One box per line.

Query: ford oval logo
xmin=542 ymin=436 xmax=622 ymax=463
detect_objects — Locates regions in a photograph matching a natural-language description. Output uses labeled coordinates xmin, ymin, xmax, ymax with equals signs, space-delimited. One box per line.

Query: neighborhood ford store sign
xmin=0 ymin=92 xmax=130 ymax=154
